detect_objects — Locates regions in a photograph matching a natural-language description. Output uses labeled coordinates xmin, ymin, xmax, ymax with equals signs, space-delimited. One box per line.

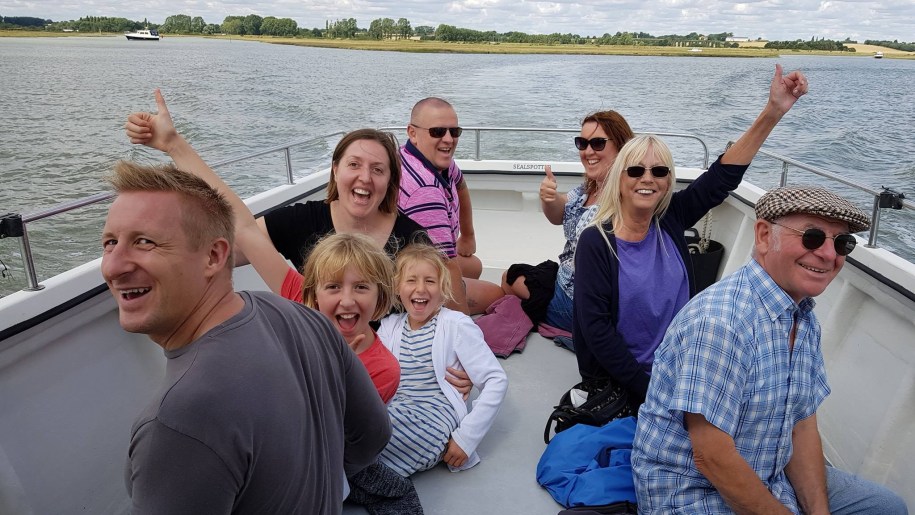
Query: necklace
xmin=614 ymin=219 xmax=651 ymax=242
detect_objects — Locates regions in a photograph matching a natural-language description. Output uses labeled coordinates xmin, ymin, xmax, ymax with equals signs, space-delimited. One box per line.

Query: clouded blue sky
xmin=3 ymin=0 xmax=911 ymax=42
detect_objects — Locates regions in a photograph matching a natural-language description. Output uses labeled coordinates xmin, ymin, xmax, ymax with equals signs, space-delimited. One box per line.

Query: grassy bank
xmin=0 ymin=29 xmax=119 ymax=37
xmin=738 ymin=40 xmax=914 ymax=58
xmin=3 ymin=30 xmax=912 ymax=59
xmin=233 ymin=36 xmax=780 ymax=57
xmin=232 ymin=36 xmax=915 ymax=59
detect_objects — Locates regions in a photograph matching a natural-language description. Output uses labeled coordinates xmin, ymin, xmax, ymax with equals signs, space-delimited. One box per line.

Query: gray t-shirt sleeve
xmin=126 ymin=419 xmax=237 ymax=514
xmin=340 ymin=335 xmax=393 ymax=477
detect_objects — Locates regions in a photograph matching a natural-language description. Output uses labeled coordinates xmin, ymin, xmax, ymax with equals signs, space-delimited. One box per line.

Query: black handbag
xmin=684 ymin=227 xmax=725 ymax=293
xmin=544 ymin=378 xmax=635 ymax=444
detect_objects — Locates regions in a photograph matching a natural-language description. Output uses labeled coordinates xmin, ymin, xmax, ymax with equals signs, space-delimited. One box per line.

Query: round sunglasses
xmin=411 ymin=124 xmax=462 ymax=138
xmin=771 ymin=221 xmax=857 ymax=256
xmin=626 ymin=165 xmax=671 ymax=178
xmin=574 ymin=137 xmax=608 ymax=151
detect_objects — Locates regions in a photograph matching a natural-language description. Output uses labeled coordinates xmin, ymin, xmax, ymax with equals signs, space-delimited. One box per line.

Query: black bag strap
xmin=545 ymin=379 xmax=634 ymax=444
xmin=558 ymin=500 xmax=638 ymax=514
xmin=544 ymin=405 xmax=571 ymax=444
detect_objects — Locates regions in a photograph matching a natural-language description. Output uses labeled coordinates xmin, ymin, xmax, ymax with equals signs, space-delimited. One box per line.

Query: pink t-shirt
xmin=398 ymin=142 xmax=463 ymax=258
xmin=280 ymin=267 xmax=399 ymax=402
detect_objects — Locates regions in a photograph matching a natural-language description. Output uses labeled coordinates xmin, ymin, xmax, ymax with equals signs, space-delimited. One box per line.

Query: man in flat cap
xmin=632 ymin=186 xmax=908 ymax=514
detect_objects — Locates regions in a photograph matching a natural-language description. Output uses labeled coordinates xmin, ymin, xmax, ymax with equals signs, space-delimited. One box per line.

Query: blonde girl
xmin=300 ymin=233 xmax=400 ymax=403
xmin=377 ymin=243 xmax=508 ymax=476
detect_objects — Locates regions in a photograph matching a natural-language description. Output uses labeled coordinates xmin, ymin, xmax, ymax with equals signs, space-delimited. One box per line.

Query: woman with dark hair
xmin=502 ymin=110 xmax=635 ymax=334
xmin=264 ymin=127 xmax=424 ymax=273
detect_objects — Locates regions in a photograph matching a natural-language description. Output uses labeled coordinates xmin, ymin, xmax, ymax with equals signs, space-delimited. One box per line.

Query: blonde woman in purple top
xmin=574 ymin=64 xmax=809 ymax=405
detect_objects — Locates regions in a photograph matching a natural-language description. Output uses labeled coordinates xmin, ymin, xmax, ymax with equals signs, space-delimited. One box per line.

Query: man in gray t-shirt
xmin=101 ymin=161 xmax=389 ymax=514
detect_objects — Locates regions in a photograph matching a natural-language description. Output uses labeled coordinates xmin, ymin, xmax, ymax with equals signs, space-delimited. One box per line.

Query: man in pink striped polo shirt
xmin=399 ymin=98 xmax=503 ymax=314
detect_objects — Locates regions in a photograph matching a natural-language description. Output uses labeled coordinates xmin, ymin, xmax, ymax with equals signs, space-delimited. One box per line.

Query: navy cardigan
xmin=572 ymin=156 xmax=750 ymax=403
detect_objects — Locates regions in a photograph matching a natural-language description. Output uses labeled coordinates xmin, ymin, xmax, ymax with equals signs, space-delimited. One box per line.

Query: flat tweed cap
xmin=755 ymin=185 xmax=871 ymax=233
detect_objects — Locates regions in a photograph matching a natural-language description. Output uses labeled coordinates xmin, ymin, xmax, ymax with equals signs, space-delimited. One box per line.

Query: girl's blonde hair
xmin=301 ymin=233 xmax=394 ymax=321
xmin=590 ymin=134 xmax=676 ymax=235
xmin=393 ymin=243 xmax=454 ymax=308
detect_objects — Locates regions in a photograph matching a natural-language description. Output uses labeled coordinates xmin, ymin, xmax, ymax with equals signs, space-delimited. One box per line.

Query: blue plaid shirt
xmin=632 ymin=259 xmax=830 ymax=514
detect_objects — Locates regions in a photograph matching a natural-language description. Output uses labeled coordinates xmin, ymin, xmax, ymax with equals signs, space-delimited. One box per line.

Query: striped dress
xmin=378 ymin=315 xmax=459 ymax=477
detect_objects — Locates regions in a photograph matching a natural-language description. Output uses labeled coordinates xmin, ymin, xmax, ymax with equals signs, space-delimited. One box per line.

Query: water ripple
xmin=1 ymin=39 xmax=914 ymax=295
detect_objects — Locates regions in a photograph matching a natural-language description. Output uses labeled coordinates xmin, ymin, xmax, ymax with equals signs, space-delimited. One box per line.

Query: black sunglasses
xmin=771 ymin=222 xmax=857 ymax=256
xmin=626 ymin=165 xmax=671 ymax=178
xmin=574 ymin=137 xmax=608 ymax=151
xmin=411 ymin=124 xmax=462 ymax=138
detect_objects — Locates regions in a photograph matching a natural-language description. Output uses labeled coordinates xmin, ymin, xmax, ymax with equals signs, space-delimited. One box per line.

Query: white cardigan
xmin=378 ymin=308 xmax=508 ymax=471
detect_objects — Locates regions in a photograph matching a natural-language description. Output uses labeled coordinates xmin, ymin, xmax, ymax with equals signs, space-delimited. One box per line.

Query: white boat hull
xmin=1 ymin=158 xmax=912 ymax=513
xmin=124 ymin=30 xmax=159 ymax=41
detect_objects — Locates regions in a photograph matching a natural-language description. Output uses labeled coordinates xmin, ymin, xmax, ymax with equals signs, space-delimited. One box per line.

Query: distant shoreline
xmin=257 ymin=37 xmax=779 ymax=57
xmin=2 ymin=30 xmax=912 ymax=59
xmin=257 ymin=37 xmax=914 ymax=58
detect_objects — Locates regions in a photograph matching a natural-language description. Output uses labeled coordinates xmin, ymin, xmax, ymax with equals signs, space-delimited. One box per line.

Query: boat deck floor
xmin=345 ymin=197 xmax=580 ymax=514
xmin=343 ymin=331 xmax=580 ymax=515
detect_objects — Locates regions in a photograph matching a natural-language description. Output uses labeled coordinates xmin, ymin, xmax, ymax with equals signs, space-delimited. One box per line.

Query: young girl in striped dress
xmin=378 ymin=243 xmax=508 ymax=475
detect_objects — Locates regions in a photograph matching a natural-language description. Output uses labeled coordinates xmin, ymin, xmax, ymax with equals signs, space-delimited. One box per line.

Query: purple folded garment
xmin=475 ymin=295 xmax=533 ymax=358
xmin=538 ymin=322 xmax=572 ymax=339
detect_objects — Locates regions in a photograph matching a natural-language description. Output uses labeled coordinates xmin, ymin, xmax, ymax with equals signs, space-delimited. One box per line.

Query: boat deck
xmin=2 ymin=155 xmax=913 ymax=513
xmin=342 ymin=193 xmax=578 ymax=514
xmin=342 ymin=331 xmax=580 ymax=514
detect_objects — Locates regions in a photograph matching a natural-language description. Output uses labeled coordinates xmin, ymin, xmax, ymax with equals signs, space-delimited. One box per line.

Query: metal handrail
xmin=738 ymin=143 xmax=913 ymax=248
xmin=206 ymin=131 xmax=348 ymax=184
xmin=2 ymin=132 xmax=346 ymax=291
xmin=380 ymin=126 xmax=711 ymax=168
xmin=2 ymin=129 xmax=908 ymax=293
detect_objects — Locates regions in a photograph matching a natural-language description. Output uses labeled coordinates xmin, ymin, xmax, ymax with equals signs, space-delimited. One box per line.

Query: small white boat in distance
xmin=124 ymin=29 xmax=160 ymax=41
xmin=875 ymin=51 xmax=884 ymax=58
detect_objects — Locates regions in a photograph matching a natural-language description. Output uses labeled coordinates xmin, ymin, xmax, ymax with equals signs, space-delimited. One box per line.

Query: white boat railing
xmin=736 ymin=143 xmax=911 ymax=249
xmin=0 ymin=128 xmax=910 ymax=294
xmin=378 ymin=126 xmax=711 ymax=168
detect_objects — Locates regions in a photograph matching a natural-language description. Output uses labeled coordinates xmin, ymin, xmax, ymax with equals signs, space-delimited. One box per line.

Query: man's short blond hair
xmin=107 ymin=160 xmax=235 ymax=266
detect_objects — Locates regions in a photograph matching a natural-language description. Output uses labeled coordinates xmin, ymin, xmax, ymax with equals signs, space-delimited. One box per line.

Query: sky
xmin=2 ymin=0 xmax=912 ymax=42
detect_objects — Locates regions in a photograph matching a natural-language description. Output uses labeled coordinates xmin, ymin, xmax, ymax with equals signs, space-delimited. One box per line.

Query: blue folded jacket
xmin=536 ymin=416 xmax=638 ymax=508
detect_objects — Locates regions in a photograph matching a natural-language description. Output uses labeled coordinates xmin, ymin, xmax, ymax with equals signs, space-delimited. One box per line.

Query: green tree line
xmin=51 ymin=16 xmax=150 ymax=33
xmin=764 ymin=37 xmax=855 ymax=52
xmin=865 ymin=40 xmax=915 ymax=52
xmin=1 ymin=15 xmax=151 ymax=32
xmin=2 ymin=14 xmax=910 ymax=52
xmin=0 ymin=15 xmax=50 ymax=28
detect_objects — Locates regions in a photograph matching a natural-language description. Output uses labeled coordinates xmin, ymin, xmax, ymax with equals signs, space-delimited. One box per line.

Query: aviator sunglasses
xmin=771 ymin=221 xmax=857 ymax=256
xmin=411 ymin=124 xmax=463 ymax=138
xmin=626 ymin=165 xmax=671 ymax=178
xmin=574 ymin=137 xmax=608 ymax=151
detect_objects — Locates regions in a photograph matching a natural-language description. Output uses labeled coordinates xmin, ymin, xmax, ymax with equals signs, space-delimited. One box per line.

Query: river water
xmin=1 ymin=36 xmax=914 ymax=296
